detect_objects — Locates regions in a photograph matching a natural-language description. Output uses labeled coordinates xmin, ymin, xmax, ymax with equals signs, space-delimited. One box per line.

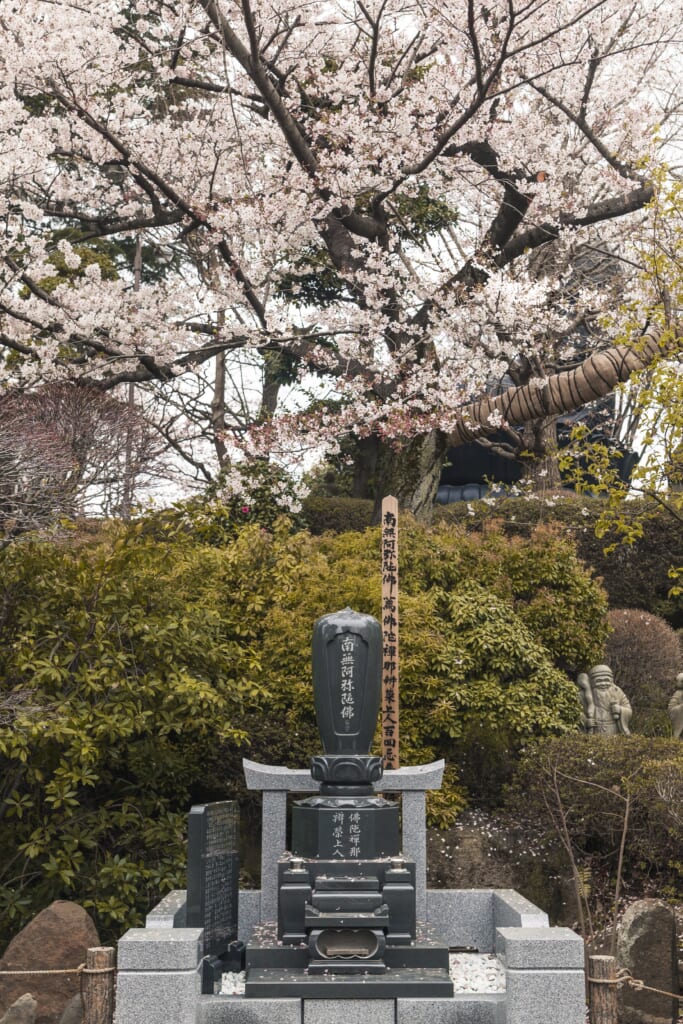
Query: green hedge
xmin=302 ymin=495 xmax=374 ymax=534
xmin=0 ymin=512 xmax=607 ymax=947
xmin=435 ymin=495 xmax=683 ymax=627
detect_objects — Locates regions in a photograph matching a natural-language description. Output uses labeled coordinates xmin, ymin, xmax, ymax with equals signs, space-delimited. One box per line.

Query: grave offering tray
xmin=242 ymin=608 xmax=453 ymax=998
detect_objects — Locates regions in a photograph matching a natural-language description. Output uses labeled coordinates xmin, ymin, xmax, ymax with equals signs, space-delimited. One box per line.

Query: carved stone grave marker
xmin=186 ymin=800 xmax=239 ymax=957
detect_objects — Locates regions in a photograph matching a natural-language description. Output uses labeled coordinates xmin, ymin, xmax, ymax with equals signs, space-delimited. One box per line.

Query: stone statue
xmin=668 ymin=674 xmax=683 ymax=739
xmin=576 ymin=664 xmax=632 ymax=735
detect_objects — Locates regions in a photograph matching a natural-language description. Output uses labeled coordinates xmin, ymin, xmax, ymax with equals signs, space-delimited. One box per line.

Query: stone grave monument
xmin=186 ymin=801 xmax=242 ymax=991
xmin=243 ymin=608 xmax=453 ymax=997
xmin=115 ymin=607 xmax=588 ymax=1024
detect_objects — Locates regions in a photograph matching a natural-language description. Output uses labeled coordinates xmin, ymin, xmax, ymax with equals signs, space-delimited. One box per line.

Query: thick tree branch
xmin=198 ymin=0 xmax=319 ymax=177
xmin=447 ymin=323 xmax=669 ymax=447
xmin=454 ymin=141 xmax=534 ymax=248
xmin=41 ymin=204 xmax=184 ymax=238
xmin=499 ymin=185 xmax=654 ymax=265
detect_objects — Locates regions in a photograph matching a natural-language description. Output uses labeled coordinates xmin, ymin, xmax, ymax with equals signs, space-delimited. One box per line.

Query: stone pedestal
xmin=242 ymin=757 xmax=443 ymax=924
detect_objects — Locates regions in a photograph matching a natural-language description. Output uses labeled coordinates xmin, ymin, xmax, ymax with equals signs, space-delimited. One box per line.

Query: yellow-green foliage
xmin=0 ymin=513 xmax=607 ymax=946
xmin=0 ymin=521 xmax=285 ymax=946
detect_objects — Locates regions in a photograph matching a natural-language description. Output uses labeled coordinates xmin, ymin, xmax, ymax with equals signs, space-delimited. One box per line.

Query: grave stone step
xmin=303 ymin=908 xmax=391 ymax=929
xmin=314 ymin=876 xmax=380 ymax=892
xmin=244 ymin=966 xmax=454 ymax=999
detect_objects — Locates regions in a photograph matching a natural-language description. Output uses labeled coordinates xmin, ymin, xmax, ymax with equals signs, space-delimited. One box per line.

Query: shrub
xmin=0 ymin=520 xmax=297 ymax=946
xmin=505 ymin=734 xmax=683 ymax=922
xmin=604 ymin=609 xmax=682 ymax=733
xmin=302 ymin=495 xmax=374 ymax=534
xmin=145 ymin=461 xmax=306 ymax=545
xmin=437 ymin=495 xmax=683 ymax=627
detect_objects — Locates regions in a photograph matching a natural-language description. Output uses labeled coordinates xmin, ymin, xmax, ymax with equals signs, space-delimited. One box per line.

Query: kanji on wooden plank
xmin=381 ymin=495 xmax=399 ymax=769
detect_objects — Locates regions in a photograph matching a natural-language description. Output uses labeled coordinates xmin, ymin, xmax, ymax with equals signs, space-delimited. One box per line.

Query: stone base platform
xmin=245 ymin=924 xmax=450 ymax=971
xmin=198 ymin=993 xmax=505 ymax=1024
xmin=115 ymin=888 xmax=587 ymax=1024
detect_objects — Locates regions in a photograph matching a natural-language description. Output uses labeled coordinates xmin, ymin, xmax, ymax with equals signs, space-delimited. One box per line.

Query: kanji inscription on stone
xmin=186 ymin=801 xmax=239 ymax=956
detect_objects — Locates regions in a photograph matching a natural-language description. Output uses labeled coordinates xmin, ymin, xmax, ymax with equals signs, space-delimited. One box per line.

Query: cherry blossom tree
xmin=1 ymin=0 xmax=681 ymax=518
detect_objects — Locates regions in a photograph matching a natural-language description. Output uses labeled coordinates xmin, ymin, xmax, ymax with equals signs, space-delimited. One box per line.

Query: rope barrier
xmin=1 ymin=964 xmax=678 ymax=997
xmin=0 ymin=965 xmax=115 ymax=975
xmin=588 ymin=968 xmax=682 ymax=1002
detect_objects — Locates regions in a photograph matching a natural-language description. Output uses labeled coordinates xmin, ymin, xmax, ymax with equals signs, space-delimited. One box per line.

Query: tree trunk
xmin=370 ymin=430 xmax=449 ymax=523
xmin=211 ymin=340 xmax=228 ymax=470
xmin=522 ymin=415 xmax=563 ymax=492
xmin=352 ymin=436 xmax=381 ymax=500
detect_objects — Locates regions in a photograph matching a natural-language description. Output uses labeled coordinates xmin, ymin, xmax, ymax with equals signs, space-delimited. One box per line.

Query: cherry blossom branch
xmin=500 ymin=185 xmax=655 ymax=265
xmin=531 ymin=83 xmax=644 ymax=182
xmin=43 ymin=78 xmax=268 ymax=326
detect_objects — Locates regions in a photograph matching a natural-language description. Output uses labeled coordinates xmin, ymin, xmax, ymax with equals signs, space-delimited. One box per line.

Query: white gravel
xmin=220 ymin=954 xmax=505 ymax=996
xmin=221 ymin=971 xmax=246 ymax=995
xmin=449 ymin=952 xmax=506 ymax=992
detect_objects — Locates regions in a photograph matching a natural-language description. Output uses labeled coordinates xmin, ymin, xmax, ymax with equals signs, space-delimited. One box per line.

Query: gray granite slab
xmin=238 ymin=890 xmax=261 ymax=943
xmin=243 ymin=760 xmax=318 ymax=792
xmin=145 ymin=890 xmax=187 ymax=929
xmin=378 ymin=761 xmax=445 ymax=791
xmin=197 ymin=995 xmax=302 ymax=1024
xmin=505 ymin=968 xmax=586 ymax=1024
xmin=401 ymin=790 xmax=427 ymax=920
xmin=260 ymin=791 xmax=288 ymax=923
xmin=492 ymin=891 xmax=548 ymax=930
xmin=114 ymin=969 xmax=201 ymax=1024
xmin=427 ymin=889 xmax=494 ymax=951
xmin=303 ymin=999 xmax=394 ymax=1024
xmin=117 ymin=928 xmax=203 ymax=970
xmin=243 ymin=758 xmax=444 ymax=792
xmin=496 ymin=927 xmax=584 ymax=970
xmin=396 ymin=993 xmax=505 ymax=1024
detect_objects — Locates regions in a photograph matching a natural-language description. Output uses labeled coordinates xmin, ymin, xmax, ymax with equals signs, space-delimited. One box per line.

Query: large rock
xmin=617 ymin=899 xmax=679 ymax=1024
xmin=0 ymin=995 xmax=37 ymax=1024
xmin=56 ymin=996 xmax=82 ymax=1024
xmin=0 ymin=902 xmax=99 ymax=1024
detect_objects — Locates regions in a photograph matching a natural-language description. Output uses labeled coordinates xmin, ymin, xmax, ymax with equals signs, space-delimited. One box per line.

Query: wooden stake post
xmin=588 ymin=955 xmax=619 ymax=1024
xmin=381 ymin=496 xmax=399 ymax=769
xmin=83 ymin=947 xmax=116 ymax=1024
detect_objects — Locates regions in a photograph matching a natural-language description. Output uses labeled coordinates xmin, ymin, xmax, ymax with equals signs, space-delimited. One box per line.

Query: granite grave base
xmin=115 ymin=887 xmax=586 ymax=1024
